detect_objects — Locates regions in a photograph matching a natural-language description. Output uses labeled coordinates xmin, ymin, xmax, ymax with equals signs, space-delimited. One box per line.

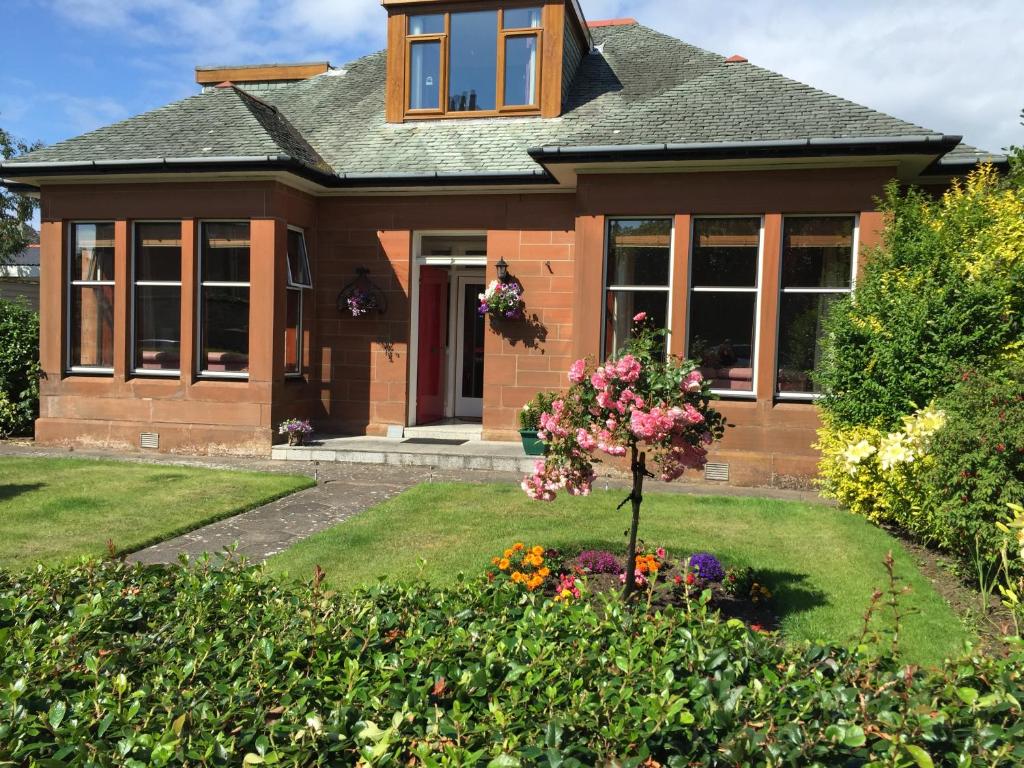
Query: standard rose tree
xmin=522 ymin=314 xmax=728 ymax=596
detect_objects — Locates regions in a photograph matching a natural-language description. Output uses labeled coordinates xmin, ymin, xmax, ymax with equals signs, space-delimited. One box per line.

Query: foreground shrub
xmin=925 ymin=368 xmax=1024 ymax=574
xmin=2 ymin=559 xmax=1023 ymax=766
xmin=817 ymin=166 xmax=1024 ymax=429
xmin=0 ymin=298 xmax=40 ymax=437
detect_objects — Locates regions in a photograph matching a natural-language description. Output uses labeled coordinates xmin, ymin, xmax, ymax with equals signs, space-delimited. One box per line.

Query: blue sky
xmin=3 ymin=0 xmax=1022 ymax=155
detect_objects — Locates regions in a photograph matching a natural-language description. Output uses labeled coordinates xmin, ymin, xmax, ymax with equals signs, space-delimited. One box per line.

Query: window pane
xmin=604 ymin=290 xmax=668 ymax=358
xmin=72 ymin=223 xmax=114 ymax=282
xmin=135 ymin=285 xmax=181 ymax=372
xmin=409 ymin=14 xmax=444 ymax=34
xmin=449 ymin=10 xmax=498 ymax=112
xmin=504 ymin=7 xmax=541 ymax=28
xmin=504 ymin=35 xmax=538 ymax=106
xmin=782 ymin=217 xmax=854 ymax=288
xmin=607 ymin=219 xmax=671 ymax=286
xmin=777 ymin=293 xmax=844 ymax=394
xmin=285 ymin=289 xmax=301 ymax=375
xmin=286 ymin=229 xmax=312 ymax=288
xmin=691 ymin=218 xmax=760 ymax=287
xmin=202 ymin=222 xmax=250 ymax=283
xmin=134 ymin=223 xmax=181 ymax=283
xmin=70 ymin=285 xmax=114 ymax=369
xmin=689 ymin=292 xmax=757 ymax=391
xmin=201 ymin=286 xmax=249 ymax=373
xmin=409 ymin=40 xmax=441 ymax=110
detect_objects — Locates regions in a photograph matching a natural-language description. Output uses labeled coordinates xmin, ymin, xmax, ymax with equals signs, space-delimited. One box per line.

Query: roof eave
xmin=528 ymin=135 xmax=965 ymax=165
xmin=918 ymin=153 xmax=1011 ymax=178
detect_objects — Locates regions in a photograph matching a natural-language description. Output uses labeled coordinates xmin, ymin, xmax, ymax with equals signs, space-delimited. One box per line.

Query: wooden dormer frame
xmin=384 ymin=0 xmax=586 ymax=122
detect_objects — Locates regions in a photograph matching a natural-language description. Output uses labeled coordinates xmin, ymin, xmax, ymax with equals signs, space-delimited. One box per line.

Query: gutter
xmin=920 ymin=152 xmax=1011 ymax=177
xmin=528 ymin=134 xmax=965 ymax=164
xmin=0 ymin=154 xmax=556 ymax=190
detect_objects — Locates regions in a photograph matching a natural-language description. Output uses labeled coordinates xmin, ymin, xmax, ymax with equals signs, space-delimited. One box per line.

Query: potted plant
xmin=278 ymin=418 xmax=314 ymax=446
xmin=518 ymin=392 xmax=557 ymax=456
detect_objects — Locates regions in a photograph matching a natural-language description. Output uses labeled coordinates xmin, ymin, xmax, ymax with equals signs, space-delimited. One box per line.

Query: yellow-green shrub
xmin=817 ymin=406 xmax=945 ymax=544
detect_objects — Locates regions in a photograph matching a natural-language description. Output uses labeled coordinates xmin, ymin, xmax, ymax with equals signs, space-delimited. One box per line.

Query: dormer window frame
xmin=402 ymin=2 xmax=545 ymax=121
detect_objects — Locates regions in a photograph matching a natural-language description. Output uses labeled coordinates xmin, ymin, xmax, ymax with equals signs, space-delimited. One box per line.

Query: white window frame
xmin=131 ymin=220 xmax=183 ymax=378
xmin=685 ymin=215 xmax=765 ymax=400
xmin=600 ymin=216 xmax=675 ymax=359
xmin=284 ymin=226 xmax=311 ymax=378
xmin=66 ymin=221 xmax=116 ymax=375
xmin=775 ymin=213 xmax=860 ymax=402
xmin=197 ymin=219 xmax=251 ymax=380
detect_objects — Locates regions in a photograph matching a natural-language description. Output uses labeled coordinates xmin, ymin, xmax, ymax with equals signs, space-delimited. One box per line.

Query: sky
xmin=2 ymin=0 xmax=1022 ymax=157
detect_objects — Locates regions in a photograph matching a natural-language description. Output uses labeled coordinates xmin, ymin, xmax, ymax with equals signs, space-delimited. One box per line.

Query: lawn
xmin=268 ymin=482 xmax=969 ymax=666
xmin=0 ymin=457 xmax=313 ymax=569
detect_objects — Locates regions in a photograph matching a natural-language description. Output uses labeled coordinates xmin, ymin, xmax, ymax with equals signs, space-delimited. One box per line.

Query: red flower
xmin=685 ymin=573 xmax=696 ymax=585
xmin=673 ymin=575 xmax=682 ymax=586
xmin=996 ymin=443 xmax=1006 ymax=453
xmin=750 ymin=623 xmax=765 ymax=633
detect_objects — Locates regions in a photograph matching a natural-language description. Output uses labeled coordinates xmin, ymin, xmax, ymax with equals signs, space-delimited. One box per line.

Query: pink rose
xmin=633 ymin=312 xmax=647 ymax=323
xmin=568 ymin=359 xmax=587 ymax=384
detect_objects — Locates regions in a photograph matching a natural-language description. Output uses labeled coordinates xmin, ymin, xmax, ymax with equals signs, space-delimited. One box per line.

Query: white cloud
xmin=43 ymin=0 xmax=1024 ymax=152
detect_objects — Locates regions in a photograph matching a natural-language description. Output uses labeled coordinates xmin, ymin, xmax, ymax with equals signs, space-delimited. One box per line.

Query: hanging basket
xmin=337 ymin=268 xmax=388 ymax=318
xmin=478 ymin=279 xmax=525 ymax=321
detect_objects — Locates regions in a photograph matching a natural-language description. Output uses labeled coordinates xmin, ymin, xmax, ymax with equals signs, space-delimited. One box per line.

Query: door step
xmin=403 ymin=423 xmax=483 ymax=442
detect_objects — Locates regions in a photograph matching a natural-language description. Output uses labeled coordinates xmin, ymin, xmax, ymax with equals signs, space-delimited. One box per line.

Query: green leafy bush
xmin=2 ymin=559 xmax=1023 ymax=766
xmin=0 ymin=298 xmax=40 ymax=437
xmin=924 ymin=368 xmax=1024 ymax=573
xmin=518 ymin=391 xmax=559 ymax=431
xmin=817 ymin=167 xmax=1024 ymax=430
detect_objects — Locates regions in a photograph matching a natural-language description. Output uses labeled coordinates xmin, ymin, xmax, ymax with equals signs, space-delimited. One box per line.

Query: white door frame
xmin=408 ymin=231 xmax=487 ymax=426
xmin=449 ymin=270 xmax=486 ymax=419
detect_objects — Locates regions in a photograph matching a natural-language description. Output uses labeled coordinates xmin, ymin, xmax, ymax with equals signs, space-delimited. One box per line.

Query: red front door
xmin=416 ymin=266 xmax=448 ymax=424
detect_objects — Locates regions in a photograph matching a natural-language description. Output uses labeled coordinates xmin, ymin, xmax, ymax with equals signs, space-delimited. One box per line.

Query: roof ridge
xmin=231 ymin=86 xmax=333 ymax=174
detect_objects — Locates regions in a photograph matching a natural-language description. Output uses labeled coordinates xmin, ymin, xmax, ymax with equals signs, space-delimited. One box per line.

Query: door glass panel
xmin=449 ymin=10 xmax=498 ymax=111
xmin=504 ymin=35 xmax=538 ymax=106
xmin=462 ymin=282 xmax=485 ymax=399
xmin=409 ymin=40 xmax=441 ymax=110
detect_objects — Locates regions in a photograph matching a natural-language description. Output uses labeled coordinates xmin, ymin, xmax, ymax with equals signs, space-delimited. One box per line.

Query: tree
xmin=522 ymin=316 xmax=727 ymax=597
xmin=0 ymin=121 xmax=41 ymax=266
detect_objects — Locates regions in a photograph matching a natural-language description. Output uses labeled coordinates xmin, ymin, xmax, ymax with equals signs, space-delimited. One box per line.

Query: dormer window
xmin=405 ymin=6 xmax=543 ymax=118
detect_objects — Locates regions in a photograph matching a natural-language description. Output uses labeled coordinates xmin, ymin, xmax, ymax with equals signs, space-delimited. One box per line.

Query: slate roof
xmin=3 ymin=22 xmax=1002 ymax=180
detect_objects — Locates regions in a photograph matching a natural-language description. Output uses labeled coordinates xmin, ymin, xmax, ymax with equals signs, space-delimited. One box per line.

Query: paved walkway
xmin=0 ymin=440 xmax=826 ymax=565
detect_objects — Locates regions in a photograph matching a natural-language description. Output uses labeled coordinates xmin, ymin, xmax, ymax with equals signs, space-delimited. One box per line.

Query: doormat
xmin=402 ymin=438 xmax=469 ymax=446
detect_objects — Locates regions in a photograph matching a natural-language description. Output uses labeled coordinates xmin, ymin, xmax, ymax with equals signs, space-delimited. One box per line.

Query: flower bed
xmin=490 ymin=543 xmax=777 ymax=629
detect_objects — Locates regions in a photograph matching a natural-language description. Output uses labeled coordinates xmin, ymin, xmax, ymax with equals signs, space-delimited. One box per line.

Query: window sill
xmin=65 ymin=368 xmax=114 ymax=377
xmin=775 ymin=393 xmax=822 ymax=403
xmin=132 ymin=370 xmax=181 ymax=379
xmin=710 ymin=390 xmax=756 ymax=400
xmin=197 ymin=372 xmax=250 ymax=381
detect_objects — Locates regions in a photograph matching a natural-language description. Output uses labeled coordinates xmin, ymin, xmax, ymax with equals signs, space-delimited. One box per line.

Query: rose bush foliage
xmin=0 ymin=298 xmax=40 ymax=438
xmin=2 ymin=559 xmax=1023 ymax=766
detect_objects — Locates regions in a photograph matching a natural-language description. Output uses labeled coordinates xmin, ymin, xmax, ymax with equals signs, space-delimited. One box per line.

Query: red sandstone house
xmin=0 ymin=0 xmax=1008 ymax=485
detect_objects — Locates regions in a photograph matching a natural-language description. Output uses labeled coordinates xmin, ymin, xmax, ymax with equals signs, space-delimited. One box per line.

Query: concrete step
xmin=271 ymin=436 xmax=537 ymax=473
xmin=403 ymin=423 xmax=483 ymax=441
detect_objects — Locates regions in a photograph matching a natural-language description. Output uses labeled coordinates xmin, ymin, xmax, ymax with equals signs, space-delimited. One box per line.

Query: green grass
xmin=268 ymin=483 xmax=969 ymax=667
xmin=0 ymin=457 xmax=313 ymax=569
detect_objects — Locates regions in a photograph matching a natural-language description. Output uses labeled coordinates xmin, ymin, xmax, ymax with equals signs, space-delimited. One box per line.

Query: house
xmin=1 ymin=228 xmax=40 ymax=310
xmin=0 ymin=0 xmax=1008 ymax=484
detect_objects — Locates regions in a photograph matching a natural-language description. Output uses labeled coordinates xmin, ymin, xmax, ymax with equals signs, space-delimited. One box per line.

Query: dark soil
xmin=888 ymin=530 xmax=1017 ymax=656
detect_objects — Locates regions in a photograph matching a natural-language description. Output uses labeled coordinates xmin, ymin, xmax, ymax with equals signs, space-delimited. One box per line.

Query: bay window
xmin=687 ymin=217 xmax=762 ymax=394
xmin=199 ymin=222 xmax=250 ymax=377
xmin=132 ymin=222 xmax=181 ymax=375
xmin=603 ymin=218 xmax=672 ymax=357
xmin=776 ymin=216 xmax=857 ymax=396
xmin=68 ymin=222 xmax=115 ymax=373
xmin=406 ymin=6 xmax=542 ymax=117
xmin=284 ymin=228 xmax=312 ymax=376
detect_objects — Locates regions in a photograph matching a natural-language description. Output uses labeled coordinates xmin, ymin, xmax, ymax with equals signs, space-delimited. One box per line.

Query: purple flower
xmin=577 ymin=550 xmax=622 ymax=574
xmin=688 ymin=553 xmax=725 ymax=582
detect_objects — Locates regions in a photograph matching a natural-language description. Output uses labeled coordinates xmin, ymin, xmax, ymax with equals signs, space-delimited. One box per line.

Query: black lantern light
xmin=495 ymin=257 xmax=510 ymax=282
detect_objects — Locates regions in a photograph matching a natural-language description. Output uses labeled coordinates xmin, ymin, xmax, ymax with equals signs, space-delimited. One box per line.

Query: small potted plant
xmin=518 ymin=391 xmax=558 ymax=456
xmin=478 ymin=280 xmax=525 ymax=321
xmin=346 ymin=288 xmax=377 ymax=317
xmin=278 ymin=418 xmax=314 ymax=446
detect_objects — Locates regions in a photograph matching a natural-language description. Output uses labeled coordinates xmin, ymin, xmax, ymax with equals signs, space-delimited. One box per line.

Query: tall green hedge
xmin=0 ymin=298 xmax=40 ymax=437
xmin=1 ymin=560 xmax=1022 ymax=766
xmin=817 ymin=168 xmax=1024 ymax=429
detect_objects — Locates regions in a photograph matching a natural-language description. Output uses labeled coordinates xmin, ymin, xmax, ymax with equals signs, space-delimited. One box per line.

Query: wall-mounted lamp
xmin=495 ymin=257 xmax=510 ymax=282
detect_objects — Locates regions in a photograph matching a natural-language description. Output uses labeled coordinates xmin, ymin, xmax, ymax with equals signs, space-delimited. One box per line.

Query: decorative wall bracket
xmin=337 ymin=268 xmax=388 ymax=318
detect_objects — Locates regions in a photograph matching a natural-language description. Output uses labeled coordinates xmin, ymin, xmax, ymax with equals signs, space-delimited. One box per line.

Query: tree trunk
xmin=622 ymin=446 xmax=645 ymax=599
